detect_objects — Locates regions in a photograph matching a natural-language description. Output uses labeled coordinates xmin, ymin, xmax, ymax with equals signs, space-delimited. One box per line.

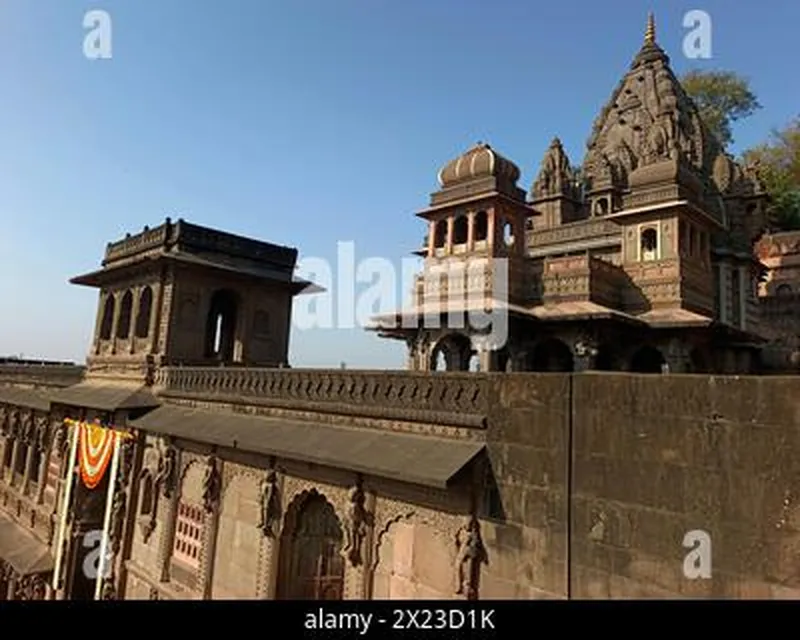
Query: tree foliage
xmin=744 ymin=117 xmax=800 ymax=231
xmin=681 ymin=70 xmax=761 ymax=149
xmin=682 ymin=69 xmax=799 ymax=231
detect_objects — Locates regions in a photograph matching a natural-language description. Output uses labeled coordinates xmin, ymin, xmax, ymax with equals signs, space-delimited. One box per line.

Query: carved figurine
xmin=202 ymin=456 xmax=221 ymax=512
xmin=155 ymin=445 xmax=176 ymax=499
xmin=110 ymin=489 xmax=127 ymax=554
xmin=259 ymin=470 xmax=281 ymax=537
xmin=342 ymin=483 xmax=369 ymax=566
xmin=454 ymin=517 xmax=486 ymax=598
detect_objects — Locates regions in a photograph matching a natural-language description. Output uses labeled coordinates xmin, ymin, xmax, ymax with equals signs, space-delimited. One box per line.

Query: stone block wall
xmin=570 ymin=373 xmax=800 ymax=598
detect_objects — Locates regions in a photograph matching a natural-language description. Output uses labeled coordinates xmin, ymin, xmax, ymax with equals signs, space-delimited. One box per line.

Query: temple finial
xmin=644 ymin=12 xmax=656 ymax=45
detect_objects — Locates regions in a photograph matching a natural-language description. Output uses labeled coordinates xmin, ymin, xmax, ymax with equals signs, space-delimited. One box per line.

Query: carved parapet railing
xmin=153 ymin=367 xmax=489 ymax=429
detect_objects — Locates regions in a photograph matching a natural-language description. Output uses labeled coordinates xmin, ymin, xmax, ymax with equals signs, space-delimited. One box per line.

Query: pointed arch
xmin=276 ymin=489 xmax=344 ymax=600
xmin=134 ymin=286 xmax=153 ymax=338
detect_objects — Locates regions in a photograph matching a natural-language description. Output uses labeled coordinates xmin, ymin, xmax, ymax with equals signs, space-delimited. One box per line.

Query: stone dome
xmin=436 ymin=142 xmax=521 ymax=188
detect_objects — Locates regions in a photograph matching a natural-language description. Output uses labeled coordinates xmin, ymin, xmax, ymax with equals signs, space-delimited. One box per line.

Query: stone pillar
xmin=446 ymin=217 xmax=454 ymax=255
xmin=129 ymin=288 xmax=141 ymax=354
xmin=478 ymin=349 xmax=492 ymax=372
xmin=21 ymin=441 xmax=34 ymax=494
xmin=487 ymin=209 xmax=496 ymax=249
xmin=427 ymin=221 xmax=436 ymax=257
xmin=7 ymin=572 xmax=16 ymax=600
xmin=35 ymin=446 xmax=48 ymax=504
xmin=7 ymin=439 xmax=19 ymax=485
xmin=467 ymin=212 xmax=475 ymax=251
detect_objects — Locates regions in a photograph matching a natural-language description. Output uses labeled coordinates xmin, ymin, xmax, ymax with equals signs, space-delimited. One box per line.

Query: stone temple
xmin=371 ymin=14 xmax=787 ymax=376
xmin=0 ymin=16 xmax=799 ymax=602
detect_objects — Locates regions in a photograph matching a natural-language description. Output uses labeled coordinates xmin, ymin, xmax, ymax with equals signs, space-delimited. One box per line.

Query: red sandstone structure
xmin=0 ymin=16 xmax=799 ymax=602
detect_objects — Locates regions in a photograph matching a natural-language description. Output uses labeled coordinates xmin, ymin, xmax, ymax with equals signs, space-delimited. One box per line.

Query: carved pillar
xmin=467 ymin=212 xmax=475 ymax=251
xmin=200 ymin=455 xmax=222 ymax=599
xmin=156 ymin=449 xmax=180 ymax=582
xmin=478 ymin=349 xmax=492 ymax=372
xmin=20 ymin=413 xmax=34 ymax=493
xmin=487 ymin=208 xmax=496 ymax=249
xmin=341 ymin=477 xmax=371 ymax=600
xmin=446 ymin=217 xmax=454 ymax=255
xmin=110 ymin=292 xmax=122 ymax=354
xmin=129 ymin=288 xmax=141 ymax=354
xmin=427 ymin=221 xmax=436 ymax=257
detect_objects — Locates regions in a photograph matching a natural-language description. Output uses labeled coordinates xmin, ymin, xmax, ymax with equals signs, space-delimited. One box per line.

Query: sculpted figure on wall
xmin=155 ymin=442 xmax=176 ymax=499
xmin=259 ymin=469 xmax=281 ymax=537
xmin=342 ymin=479 xmax=369 ymax=566
xmin=202 ymin=455 xmax=221 ymax=512
xmin=454 ymin=516 xmax=487 ymax=599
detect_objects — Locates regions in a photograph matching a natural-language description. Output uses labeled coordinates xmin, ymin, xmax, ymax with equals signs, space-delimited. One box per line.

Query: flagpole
xmin=52 ymin=421 xmax=80 ymax=594
xmin=94 ymin=432 xmax=121 ymax=600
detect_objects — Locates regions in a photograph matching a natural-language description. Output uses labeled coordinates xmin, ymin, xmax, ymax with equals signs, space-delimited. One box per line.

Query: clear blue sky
xmin=1 ymin=0 xmax=797 ymax=368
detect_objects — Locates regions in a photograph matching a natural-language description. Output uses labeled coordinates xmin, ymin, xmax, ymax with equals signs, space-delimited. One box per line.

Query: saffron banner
xmin=78 ymin=422 xmax=117 ymax=490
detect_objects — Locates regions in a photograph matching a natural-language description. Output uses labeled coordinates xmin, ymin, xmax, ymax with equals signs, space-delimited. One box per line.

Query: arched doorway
xmin=629 ymin=346 xmax=666 ymax=373
xmin=276 ymin=492 xmax=345 ymax=600
xmin=429 ymin=334 xmax=473 ymax=371
xmin=593 ymin=344 xmax=616 ymax=371
xmin=528 ymin=339 xmax=574 ymax=372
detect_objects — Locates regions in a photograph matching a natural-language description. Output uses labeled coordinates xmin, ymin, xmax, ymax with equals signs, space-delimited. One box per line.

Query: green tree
xmin=681 ymin=70 xmax=761 ymax=149
xmin=744 ymin=117 xmax=800 ymax=231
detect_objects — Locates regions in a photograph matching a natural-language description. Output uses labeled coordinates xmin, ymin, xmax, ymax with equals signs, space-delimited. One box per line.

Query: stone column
xmin=129 ymin=288 xmax=141 ymax=354
xmin=446 ymin=217 xmax=454 ymax=255
xmin=427 ymin=221 xmax=436 ymax=256
xmin=7 ymin=439 xmax=19 ymax=485
xmin=467 ymin=212 xmax=475 ymax=251
xmin=487 ymin=209 xmax=496 ymax=249
xmin=7 ymin=572 xmax=16 ymax=600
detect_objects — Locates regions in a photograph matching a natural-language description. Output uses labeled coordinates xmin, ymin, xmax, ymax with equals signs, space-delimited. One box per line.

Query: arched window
xmin=452 ymin=216 xmax=468 ymax=245
xmin=99 ymin=295 xmax=115 ymax=340
xmin=204 ymin=289 xmax=239 ymax=361
xmin=134 ymin=287 xmax=153 ymax=338
xmin=433 ymin=220 xmax=447 ymax=248
xmin=116 ymin=291 xmax=133 ymax=339
xmin=473 ymin=211 xmax=488 ymax=242
xmin=277 ymin=493 xmax=344 ymax=600
xmin=629 ymin=345 xmax=666 ymax=373
xmin=640 ymin=228 xmax=658 ymax=261
xmin=503 ymin=221 xmax=513 ymax=246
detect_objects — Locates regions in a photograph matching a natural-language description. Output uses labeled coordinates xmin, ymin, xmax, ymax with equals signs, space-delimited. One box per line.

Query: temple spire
xmin=644 ymin=12 xmax=656 ymax=45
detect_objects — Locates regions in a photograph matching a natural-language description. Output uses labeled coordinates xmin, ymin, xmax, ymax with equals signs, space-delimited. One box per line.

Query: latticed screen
xmin=173 ymin=502 xmax=204 ymax=568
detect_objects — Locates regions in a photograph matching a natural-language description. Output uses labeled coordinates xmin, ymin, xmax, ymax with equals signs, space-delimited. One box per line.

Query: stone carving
xmin=155 ymin=443 xmax=176 ymax=499
xmin=20 ymin=412 xmax=34 ymax=446
xmin=259 ymin=469 xmax=281 ymax=537
xmin=152 ymin=368 xmax=489 ymax=428
xmin=453 ymin=516 xmax=487 ymax=598
xmin=202 ymin=456 xmax=221 ymax=512
xmin=342 ymin=479 xmax=369 ymax=566
xmin=35 ymin=416 xmax=49 ymax=454
xmin=15 ymin=574 xmax=47 ymax=601
xmin=109 ymin=487 xmax=127 ymax=555
xmin=99 ymin=578 xmax=117 ymax=600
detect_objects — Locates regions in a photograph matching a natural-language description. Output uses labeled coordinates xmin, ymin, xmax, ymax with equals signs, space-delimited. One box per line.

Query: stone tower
xmin=530 ymin=137 xmax=582 ymax=230
xmin=579 ymin=14 xmax=761 ymax=321
xmin=383 ymin=143 xmax=536 ymax=371
xmin=70 ymin=218 xmax=316 ymax=384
